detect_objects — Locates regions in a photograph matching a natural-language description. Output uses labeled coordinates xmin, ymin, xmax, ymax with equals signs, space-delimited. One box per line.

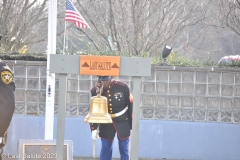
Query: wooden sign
xmin=80 ymin=55 xmax=120 ymax=76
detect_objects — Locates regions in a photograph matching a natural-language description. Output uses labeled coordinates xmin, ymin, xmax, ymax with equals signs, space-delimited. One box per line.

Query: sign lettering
xmin=80 ymin=55 xmax=120 ymax=76
xmin=89 ymin=61 xmax=111 ymax=70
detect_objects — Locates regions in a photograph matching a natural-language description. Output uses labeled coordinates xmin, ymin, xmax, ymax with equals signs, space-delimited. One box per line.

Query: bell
xmin=84 ymin=92 xmax=112 ymax=123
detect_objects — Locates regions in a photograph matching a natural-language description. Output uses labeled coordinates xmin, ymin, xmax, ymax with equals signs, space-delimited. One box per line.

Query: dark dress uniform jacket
xmin=0 ymin=60 xmax=15 ymax=137
xmin=90 ymin=80 xmax=133 ymax=141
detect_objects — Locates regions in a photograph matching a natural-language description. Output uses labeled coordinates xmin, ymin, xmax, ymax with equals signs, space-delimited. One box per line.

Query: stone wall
xmin=5 ymin=60 xmax=240 ymax=124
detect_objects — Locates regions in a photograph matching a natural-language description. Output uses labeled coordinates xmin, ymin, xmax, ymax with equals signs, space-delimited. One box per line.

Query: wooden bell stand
xmin=49 ymin=54 xmax=151 ymax=160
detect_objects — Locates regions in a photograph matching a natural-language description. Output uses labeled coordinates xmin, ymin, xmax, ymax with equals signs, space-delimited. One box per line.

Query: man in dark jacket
xmin=90 ymin=76 xmax=133 ymax=160
xmin=0 ymin=36 xmax=16 ymax=158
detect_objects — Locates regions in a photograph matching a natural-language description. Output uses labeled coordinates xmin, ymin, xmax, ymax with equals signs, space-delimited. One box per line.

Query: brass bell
xmin=84 ymin=91 xmax=112 ymax=123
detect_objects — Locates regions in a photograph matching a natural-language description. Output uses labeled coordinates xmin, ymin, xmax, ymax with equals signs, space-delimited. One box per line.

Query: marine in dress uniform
xmin=90 ymin=76 xmax=133 ymax=160
xmin=0 ymin=58 xmax=16 ymax=158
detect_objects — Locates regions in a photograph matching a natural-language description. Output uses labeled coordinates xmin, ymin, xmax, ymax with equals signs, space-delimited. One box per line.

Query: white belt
xmin=110 ymin=107 xmax=128 ymax=118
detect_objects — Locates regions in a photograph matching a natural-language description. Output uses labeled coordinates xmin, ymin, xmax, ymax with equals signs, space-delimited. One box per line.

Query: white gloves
xmin=91 ymin=130 xmax=99 ymax=140
xmin=96 ymin=87 xmax=102 ymax=94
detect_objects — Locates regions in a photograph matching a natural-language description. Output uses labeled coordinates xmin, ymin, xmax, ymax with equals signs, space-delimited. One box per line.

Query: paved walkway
xmin=2 ymin=156 xmax=172 ymax=160
xmin=74 ymin=157 xmax=172 ymax=160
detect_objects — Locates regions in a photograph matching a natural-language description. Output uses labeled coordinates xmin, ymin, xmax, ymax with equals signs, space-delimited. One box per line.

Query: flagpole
xmin=62 ymin=21 xmax=67 ymax=54
xmin=66 ymin=22 xmax=69 ymax=54
xmin=45 ymin=0 xmax=57 ymax=140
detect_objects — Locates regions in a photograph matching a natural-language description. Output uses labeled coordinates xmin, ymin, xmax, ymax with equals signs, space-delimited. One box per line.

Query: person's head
xmin=98 ymin=76 xmax=112 ymax=89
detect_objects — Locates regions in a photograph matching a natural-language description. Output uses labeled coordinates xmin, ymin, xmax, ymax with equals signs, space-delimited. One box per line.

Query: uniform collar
xmin=103 ymin=80 xmax=116 ymax=91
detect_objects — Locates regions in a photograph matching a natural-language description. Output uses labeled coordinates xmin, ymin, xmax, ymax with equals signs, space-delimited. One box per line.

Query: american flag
xmin=65 ymin=0 xmax=90 ymax=28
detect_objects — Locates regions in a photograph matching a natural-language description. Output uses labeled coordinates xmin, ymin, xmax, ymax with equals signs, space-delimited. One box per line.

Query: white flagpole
xmin=45 ymin=0 xmax=57 ymax=140
xmin=66 ymin=22 xmax=69 ymax=54
xmin=62 ymin=21 xmax=67 ymax=54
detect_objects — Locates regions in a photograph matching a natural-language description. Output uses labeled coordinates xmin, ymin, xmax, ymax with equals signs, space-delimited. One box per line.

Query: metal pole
xmin=56 ymin=74 xmax=67 ymax=160
xmin=62 ymin=21 xmax=67 ymax=54
xmin=45 ymin=0 xmax=57 ymax=140
xmin=131 ymin=76 xmax=141 ymax=160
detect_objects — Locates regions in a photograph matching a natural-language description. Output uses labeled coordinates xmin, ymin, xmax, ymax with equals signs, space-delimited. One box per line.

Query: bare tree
xmin=0 ymin=0 xmax=67 ymax=53
xmin=0 ymin=0 xmax=214 ymax=57
xmin=0 ymin=0 xmax=48 ymax=53
xmin=189 ymin=0 xmax=240 ymax=60
xmin=211 ymin=0 xmax=240 ymax=35
xmin=68 ymin=0 xmax=211 ymax=57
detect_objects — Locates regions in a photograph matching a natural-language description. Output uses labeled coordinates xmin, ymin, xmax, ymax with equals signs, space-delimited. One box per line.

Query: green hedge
xmin=0 ymin=54 xmax=47 ymax=61
xmin=0 ymin=53 xmax=239 ymax=68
